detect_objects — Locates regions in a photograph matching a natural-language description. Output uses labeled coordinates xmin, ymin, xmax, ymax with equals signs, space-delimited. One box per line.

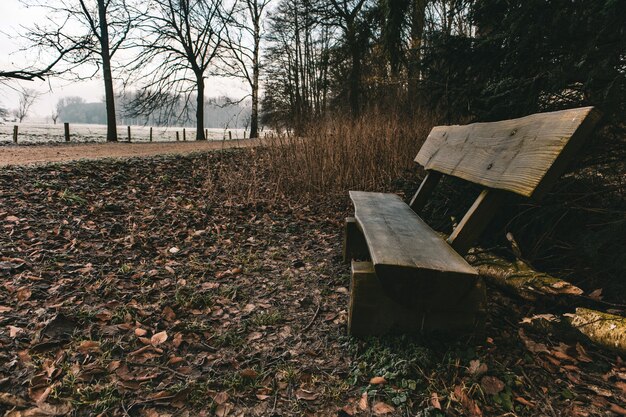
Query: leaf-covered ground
xmin=0 ymin=150 xmax=624 ymax=416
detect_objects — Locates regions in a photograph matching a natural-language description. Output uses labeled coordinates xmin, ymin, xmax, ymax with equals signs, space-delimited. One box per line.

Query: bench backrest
xmin=415 ymin=107 xmax=601 ymax=199
xmin=410 ymin=107 xmax=601 ymax=255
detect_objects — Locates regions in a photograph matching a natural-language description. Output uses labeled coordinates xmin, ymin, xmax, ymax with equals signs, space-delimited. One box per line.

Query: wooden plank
xmin=409 ymin=171 xmax=442 ymax=214
xmin=415 ymin=107 xmax=601 ymax=198
xmin=343 ymin=217 xmax=369 ymax=263
xmin=448 ymin=189 xmax=507 ymax=256
xmin=350 ymin=191 xmax=478 ymax=307
xmin=348 ymin=261 xmax=485 ymax=336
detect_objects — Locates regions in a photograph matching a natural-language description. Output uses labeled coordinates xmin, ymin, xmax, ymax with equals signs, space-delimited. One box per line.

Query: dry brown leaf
xmin=240 ymin=368 xmax=258 ymax=379
xmin=372 ymin=401 xmax=395 ymax=415
xmin=215 ymin=403 xmax=233 ymax=417
xmin=247 ymin=331 xmax=263 ymax=342
xmin=518 ymin=329 xmax=550 ymax=354
xmin=514 ymin=396 xmax=535 ymax=407
xmin=135 ymin=328 xmax=148 ymax=337
xmin=5 ymin=402 xmax=72 ymax=416
xmin=16 ymin=288 xmax=31 ymax=301
xmin=150 ymin=331 xmax=168 ymax=346
xmin=0 ymin=392 xmax=28 ymax=407
xmin=588 ymin=288 xmax=603 ymax=300
xmin=9 ymin=325 xmax=23 ymax=338
xmin=453 ymin=385 xmax=482 ymax=417
xmin=575 ymin=343 xmax=593 ymax=363
xmin=468 ymin=359 xmax=488 ymax=375
xmin=358 ymin=392 xmax=368 ymax=411
xmin=162 ymin=306 xmax=176 ymax=321
xmin=369 ymin=376 xmax=386 ymax=385
xmin=295 ymin=388 xmax=319 ymax=401
xmin=481 ymin=376 xmax=505 ymax=395
xmin=610 ymin=403 xmax=626 ymax=416
xmin=213 ymin=391 xmax=229 ymax=405
xmin=77 ymin=340 xmax=100 ymax=353
xmin=0 ymin=305 xmax=12 ymax=313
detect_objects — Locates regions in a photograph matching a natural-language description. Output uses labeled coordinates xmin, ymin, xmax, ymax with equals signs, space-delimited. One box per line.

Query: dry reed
xmin=260 ymin=112 xmax=434 ymax=199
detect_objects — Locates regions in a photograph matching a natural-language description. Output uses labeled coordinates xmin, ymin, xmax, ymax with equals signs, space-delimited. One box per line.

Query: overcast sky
xmin=0 ymin=0 xmax=246 ymax=121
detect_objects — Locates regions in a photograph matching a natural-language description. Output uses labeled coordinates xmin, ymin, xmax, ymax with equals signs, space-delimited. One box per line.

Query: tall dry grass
xmin=260 ymin=111 xmax=434 ymax=199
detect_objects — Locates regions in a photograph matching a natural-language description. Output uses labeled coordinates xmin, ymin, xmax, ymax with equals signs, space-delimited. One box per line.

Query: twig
xmin=302 ymin=301 xmax=321 ymax=332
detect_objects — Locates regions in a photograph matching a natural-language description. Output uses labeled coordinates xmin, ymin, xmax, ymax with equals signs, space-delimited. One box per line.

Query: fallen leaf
xmin=247 ymin=331 xmax=263 ymax=342
xmin=372 ymin=401 xmax=395 ymax=415
xmin=0 ymin=392 xmax=28 ymax=407
xmin=481 ymin=376 xmax=505 ymax=395
xmin=610 ymin=403 xmax=626 ymax=416
xmin=468 ymin=359 xmax=488 ymax=375
xmin=519 ymin=329 xmax=550 ymax=354
xmin=295 ymin=388 xmax=319 ymax=401
xmin=0 ymin=306 xmax=12 ymax=313
xmin=213 ymin=391 xmax=229 ymax=405
xmin=215 ymin=403 xmax=233 ymax=417
xmin=514 ymin=396 xmax=535 ymax=407
xmin=9 ymin=325 xmax=23 ymax=338
xmin=369 ymin=376 xmax=386 ymax=385
xmin=135 ymin=328 xmax=148 ymax=337
xmin=240 ymin=368 xmax=258 ymax=379
xmin=453 ymin=385 xmax=482 ymax=417
xmin=169 ymin=247 xmax=180 ymax=254
xmin=162 ymin=306 xmax=176 ymax=321
xmin=77 ymin=340 xmax=101 ymax=353
xmin=17 ymin=288 xmax=31 ymax=301
xmin=151 ymin=331 xmax=168 ymax=346
xmin=358 ymin=392 xmax=368 ymax=411
xmin=588 ymin=288 xmax=603 ymax=300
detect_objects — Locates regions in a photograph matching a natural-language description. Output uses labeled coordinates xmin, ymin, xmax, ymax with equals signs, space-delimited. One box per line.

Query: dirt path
xmin=0 ymin=139 xmax=260 ymax=167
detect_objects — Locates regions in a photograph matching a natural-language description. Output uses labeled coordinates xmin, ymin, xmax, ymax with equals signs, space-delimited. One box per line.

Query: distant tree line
xmin=55 ymin=95 xmax=250 ymax=128
xmin=2 ymin=0 xmax=624 ymax=137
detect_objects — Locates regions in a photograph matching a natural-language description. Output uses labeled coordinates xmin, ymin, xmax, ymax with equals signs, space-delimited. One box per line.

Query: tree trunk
xmin=250 ymin=15 xmax=260 ymax=139
xmin=196 ymin=74 xmax=206 ymax=140
xmin=408 ymin=0 xmax=427 ymax=109
xmin=98 ymin=0 xmax=118 ymax=142
xmin=347 ymin=25 xmax=361 ymax=118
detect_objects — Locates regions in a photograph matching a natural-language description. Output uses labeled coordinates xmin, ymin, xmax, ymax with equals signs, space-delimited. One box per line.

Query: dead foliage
xmin=0 ymin=150 xmax=624 ymax=416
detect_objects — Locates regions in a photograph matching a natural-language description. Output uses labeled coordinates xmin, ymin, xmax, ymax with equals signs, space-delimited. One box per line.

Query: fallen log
xmin=566 ymin=308 xmax=626 ymax=355
xmin=465 ymin=250 xmax=583 ymax=301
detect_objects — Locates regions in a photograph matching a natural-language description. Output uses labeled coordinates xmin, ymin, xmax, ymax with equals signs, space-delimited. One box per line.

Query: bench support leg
xmin=343 ymin=217 xmax=369 ymax=263
xmin=348 ymin=261 xmax=486 ymax=337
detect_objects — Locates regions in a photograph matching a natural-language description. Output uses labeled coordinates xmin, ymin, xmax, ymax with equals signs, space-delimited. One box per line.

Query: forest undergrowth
xmin=0 ymin=131 xmax=624 ymax=416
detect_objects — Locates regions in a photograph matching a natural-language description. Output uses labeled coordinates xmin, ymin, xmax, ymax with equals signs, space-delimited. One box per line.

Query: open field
xmin=0 ymin=122 xmax=248 ymax=145
xmin=0 ymin=150 xmax=624 ymax=416
xmin=0 ymin=139 xmax=261 ymax=167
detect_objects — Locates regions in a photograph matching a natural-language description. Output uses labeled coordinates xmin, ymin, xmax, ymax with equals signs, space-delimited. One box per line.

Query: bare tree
xmin=220 ymin=0 xmax=271 ymax=139
xmin=126 ymin=0 xmax=231 ymax=140
xmin=13 ymin=88 xmax=39 ymax=123
xmin=21 ymin=0 xmax=132 ymax=141
xmin=327 ymin=0 xmax=370 ymax=117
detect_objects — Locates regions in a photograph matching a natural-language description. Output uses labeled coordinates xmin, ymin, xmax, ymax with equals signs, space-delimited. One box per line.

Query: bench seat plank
xmin=350 ymin=191 xmax=478 ymax=308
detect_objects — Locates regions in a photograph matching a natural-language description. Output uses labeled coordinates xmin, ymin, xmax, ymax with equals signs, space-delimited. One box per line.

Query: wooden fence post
xmin=228 ymin=131 xmax=232 ymax=140
xmin=64 ymin=123 xmax=70 ymax=142
xmin=183 ymin=128 xmax=186 ymax=141
xmin=176 ymin=131 xmax=180 ymax=141
xmin=205 ymin=129 xmax=208 ymax=140
xmin=149 ymin=127 xmax=153 ymax=142
xmin=13 ymin=125 xmax=18 ymax=143
xmin=127 ymin=126 xmax=131 ymax=142
xmin=244 ymin=131 xmax=247 ymax=139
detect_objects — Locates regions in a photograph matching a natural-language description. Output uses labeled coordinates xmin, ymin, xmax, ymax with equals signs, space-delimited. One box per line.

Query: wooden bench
xmin=344 ymin=107 xmax=601 ymax=336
